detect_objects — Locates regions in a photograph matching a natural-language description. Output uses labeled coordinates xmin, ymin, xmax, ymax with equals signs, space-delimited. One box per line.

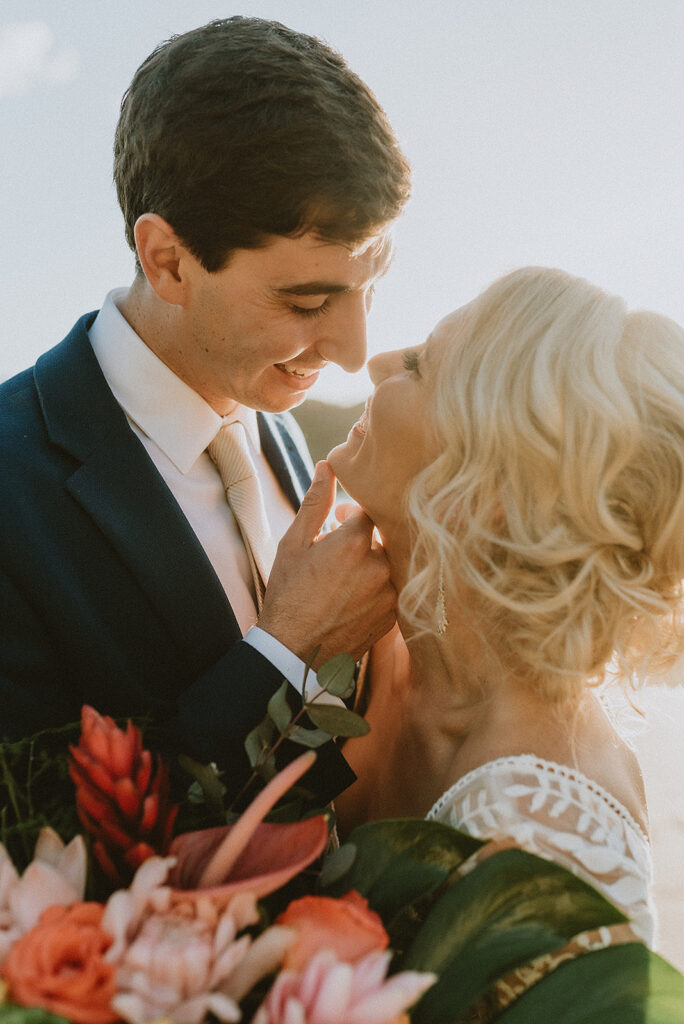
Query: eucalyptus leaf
xmin=404 ymin=848 xmax=628 ymax=1024
xmin=321 ymin=819 xmax=482 ymax=920
xmin=306 ymin=704 xmax=370 ymax=737
xmin=258 ymin=754 xmax=277 ymax=782
xmin=267 ymin=680 xmax=292 ymax=733
xmin=319 ymin=841 xmax=359 ymax=888
xmin=243 ymin=715 xmax=276 ymax=768
xmin=316 ymin=653 xmax=356 ymax=699
xmin=177 ymin=755 xmax=226 ymax=819
xmin=288 ymin=724 xmax=331 ymax=749
xmin=498 ymin=944 xmax=684 ymax=1023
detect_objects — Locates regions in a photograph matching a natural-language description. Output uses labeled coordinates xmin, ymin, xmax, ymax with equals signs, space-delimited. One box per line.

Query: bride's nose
xmin=367 ymin=348 xmax=408 ymax=386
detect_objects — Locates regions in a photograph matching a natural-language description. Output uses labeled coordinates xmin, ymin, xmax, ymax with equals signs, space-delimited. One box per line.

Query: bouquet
xmin=1 ymin=654 xmax=683 ymax=1023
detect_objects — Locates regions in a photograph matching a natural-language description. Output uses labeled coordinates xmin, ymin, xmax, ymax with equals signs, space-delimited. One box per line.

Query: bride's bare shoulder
xmin=453 ymin=688 xmax=649 ymax=835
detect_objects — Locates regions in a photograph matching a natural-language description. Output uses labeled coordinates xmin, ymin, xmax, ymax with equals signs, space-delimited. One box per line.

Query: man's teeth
xmin=276 ymin=363 xmax=313 ymax=378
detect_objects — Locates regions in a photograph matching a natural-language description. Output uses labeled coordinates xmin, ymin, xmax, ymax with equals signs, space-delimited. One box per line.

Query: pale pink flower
xmin=102 ymin=854 xmax=293 ymax=1024
xmin=0 ymin=828 xmax=87 ymax=966
xmin=253 ymin=949 xmax=437 ymax=1024
xmin=96 ymin=750 xmax=329 ymax=1023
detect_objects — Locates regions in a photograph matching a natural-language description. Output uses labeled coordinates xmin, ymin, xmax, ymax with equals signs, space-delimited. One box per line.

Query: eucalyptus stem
xmin=229 ymin=682 xmax=331 ymax=812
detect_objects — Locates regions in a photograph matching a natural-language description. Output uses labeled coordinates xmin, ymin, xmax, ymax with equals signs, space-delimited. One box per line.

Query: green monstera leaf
xmin=497 ymin=943 xmax=684 ymax=1023
xmin=324 ymin=821 xmax=684 ymax=1023
xmin=402 ymin=847 xmax=628 ymax=1022
xmin=321 ymin=818 xmax=483 ymax=920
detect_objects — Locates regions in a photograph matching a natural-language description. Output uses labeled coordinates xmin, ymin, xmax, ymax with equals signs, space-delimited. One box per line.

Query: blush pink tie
xmin=208 ymin=421 xmax=276 ymax=612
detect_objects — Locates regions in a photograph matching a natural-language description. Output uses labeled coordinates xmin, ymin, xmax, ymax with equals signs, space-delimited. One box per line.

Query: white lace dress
xmin=426 ymin=754 xmax=656 ymax=946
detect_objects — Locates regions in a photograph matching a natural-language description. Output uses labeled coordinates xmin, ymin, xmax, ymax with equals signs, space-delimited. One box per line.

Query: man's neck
xmin=116 ymin=278 xmax=240 ymax=419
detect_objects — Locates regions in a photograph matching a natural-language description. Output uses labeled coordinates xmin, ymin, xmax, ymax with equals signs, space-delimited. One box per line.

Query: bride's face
xmin=328 ymin=312 xmax=460 ymax=532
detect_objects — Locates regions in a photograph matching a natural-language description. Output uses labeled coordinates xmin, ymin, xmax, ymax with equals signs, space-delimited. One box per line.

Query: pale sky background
xmin=1 ymin=0 xmax=683 ymax=404
xmin=1 ymin=0 xmax=684 ymax=965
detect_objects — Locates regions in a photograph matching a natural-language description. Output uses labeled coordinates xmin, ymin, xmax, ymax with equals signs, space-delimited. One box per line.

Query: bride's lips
xmin=274 ymin=362 xmax=321 ymax=390
xmin=350 ymin=398 xmax=370 ymax=438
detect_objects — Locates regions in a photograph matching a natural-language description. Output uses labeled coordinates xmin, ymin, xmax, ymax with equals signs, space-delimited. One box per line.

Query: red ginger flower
xmin=69 ymin=705 xmax=179 ymax=886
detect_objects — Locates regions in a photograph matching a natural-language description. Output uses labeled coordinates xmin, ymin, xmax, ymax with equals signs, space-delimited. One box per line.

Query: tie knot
xmin=208 ymin=421 xmax=255 ymax=488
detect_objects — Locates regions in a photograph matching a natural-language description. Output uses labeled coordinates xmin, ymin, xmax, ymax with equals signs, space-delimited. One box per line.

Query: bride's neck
xmin=382 ymin=531 xmax=484 ymax=711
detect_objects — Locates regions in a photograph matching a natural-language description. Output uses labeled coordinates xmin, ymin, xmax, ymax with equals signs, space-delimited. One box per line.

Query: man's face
xmin=169 ymin=231 xmax=392 ymax=415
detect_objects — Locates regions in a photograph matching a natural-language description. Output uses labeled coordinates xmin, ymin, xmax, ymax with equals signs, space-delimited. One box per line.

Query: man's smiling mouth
xmin=274 ymin=362 xmax=324 ymax=379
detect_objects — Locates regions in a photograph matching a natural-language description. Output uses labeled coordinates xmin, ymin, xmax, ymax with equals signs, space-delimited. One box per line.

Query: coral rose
xmin=276 ymin=891 xmax=389 ymax=971
xmin=2 ymin=901 xmax=118 ymax=1024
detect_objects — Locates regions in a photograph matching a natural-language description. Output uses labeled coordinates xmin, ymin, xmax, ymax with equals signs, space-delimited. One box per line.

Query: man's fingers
xmin=283 ymin=460 xmax=336 ymax=549
xmin=336 ymin=503 xmax=375 ymax=540
xmin=334 ymin=501 xmax=360 ymax=524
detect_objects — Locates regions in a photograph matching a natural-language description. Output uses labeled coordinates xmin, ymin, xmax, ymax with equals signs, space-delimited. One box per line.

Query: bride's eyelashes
xmin=403 ymin=350 xmax=420 ymax=373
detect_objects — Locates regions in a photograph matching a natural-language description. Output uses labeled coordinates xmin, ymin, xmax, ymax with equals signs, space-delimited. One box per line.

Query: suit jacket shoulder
xmin=0 ymin=314 xmax=353 ymax=804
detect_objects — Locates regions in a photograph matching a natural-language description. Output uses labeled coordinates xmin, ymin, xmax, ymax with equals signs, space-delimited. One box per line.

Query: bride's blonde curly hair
xmin=401 ymin=267 xmax=684 ymax=700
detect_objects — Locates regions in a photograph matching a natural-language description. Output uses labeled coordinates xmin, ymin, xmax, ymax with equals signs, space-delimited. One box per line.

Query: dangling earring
xmin=437 ymin=560 xmax=449 ymax=636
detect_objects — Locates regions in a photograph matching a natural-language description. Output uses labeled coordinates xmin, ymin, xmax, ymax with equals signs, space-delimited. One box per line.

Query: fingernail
xmin=313 ymin=461 xmax=327 ymax=483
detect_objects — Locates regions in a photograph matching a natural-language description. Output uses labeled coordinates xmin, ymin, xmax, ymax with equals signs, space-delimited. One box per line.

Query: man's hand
xmin=258 ymin=461 xmax=397 ymax=664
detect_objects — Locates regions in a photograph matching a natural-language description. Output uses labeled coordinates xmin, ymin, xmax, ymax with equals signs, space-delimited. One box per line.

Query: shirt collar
xmin=88 ymin=288 xmax=261 ymax=473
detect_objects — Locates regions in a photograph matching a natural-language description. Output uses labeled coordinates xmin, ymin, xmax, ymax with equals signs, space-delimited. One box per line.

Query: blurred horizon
xmin=2 ymin=0 xmax=684 ymax=404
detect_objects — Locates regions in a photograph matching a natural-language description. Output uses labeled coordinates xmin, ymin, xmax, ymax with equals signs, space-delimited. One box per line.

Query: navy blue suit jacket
xmin=0 ymin=313 xmax=354 ymax=804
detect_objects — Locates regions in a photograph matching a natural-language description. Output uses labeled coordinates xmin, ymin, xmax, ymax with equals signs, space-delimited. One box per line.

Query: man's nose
xmin=367 ymin=348 xmax=407 ymax=386
xmin=317 ymin=293 xmax=368 ymax=372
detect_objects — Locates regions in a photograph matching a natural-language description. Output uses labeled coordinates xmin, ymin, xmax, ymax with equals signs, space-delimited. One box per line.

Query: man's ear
xmin=134 ymin=214 xmax=192 ymax=305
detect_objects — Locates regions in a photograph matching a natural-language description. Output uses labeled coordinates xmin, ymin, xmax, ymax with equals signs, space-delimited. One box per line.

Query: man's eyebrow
xmin=274 ymin=282 xmax=353 ymax=296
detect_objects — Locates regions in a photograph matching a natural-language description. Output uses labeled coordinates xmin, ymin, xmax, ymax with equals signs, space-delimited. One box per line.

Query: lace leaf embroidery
xmin=426 ymin=754 xmax=656 ymax=946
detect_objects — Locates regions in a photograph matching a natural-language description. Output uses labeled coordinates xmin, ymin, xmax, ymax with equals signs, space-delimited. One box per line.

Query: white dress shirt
xmin=88 ymin=288 xmax=327 ymax=700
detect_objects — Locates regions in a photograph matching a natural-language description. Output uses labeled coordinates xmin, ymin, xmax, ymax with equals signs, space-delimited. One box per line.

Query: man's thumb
xmin=288 ymin=461 xmax=336 ymax=546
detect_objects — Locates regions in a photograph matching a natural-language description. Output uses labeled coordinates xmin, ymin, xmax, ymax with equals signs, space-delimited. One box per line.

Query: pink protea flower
xmin=101 ymin=855 xmax=292 ymax=1024
xmin=69 ymin=705 xmax=179 ymax=886
xmin=0 ymin=828 xmax=87 ymax=966
xmin=98 ymin=751 xmax=330 ymax=1024
xmin=253 ymin=948 xmax=437 ymax=1024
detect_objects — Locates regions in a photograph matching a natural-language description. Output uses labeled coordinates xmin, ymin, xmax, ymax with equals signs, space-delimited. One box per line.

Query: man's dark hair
xmin=114 ymin=17 xmax=411 ymax=272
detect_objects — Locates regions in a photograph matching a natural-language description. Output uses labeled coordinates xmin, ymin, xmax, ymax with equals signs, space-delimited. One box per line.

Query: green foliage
xmin=0 ymin=722 xmax=83 ymax=872
xmin=286 ymin=723 xmax=331 ymax=749
xmin=306 ymin=704 xmax=370 ymax=737
xmin=321 ymin=819 xmax=684 ymax=1023
xmin=497 ymin=944 xmax=684 ymax=1023
xmin=176 ymin=754 xmax=228 ymax=824
xmin=404 ymin=849 xmax=628 ymax=1023
xmin=242 ymin=652 xmax=366 ymax=789
xmin=243 ymin=715 xmax=277 ymax=775
xmin=0 ymin=1007 xmax=70 ymax=1024
xmin=322 ymin=818 xmax=483 ymax=918
xmin=267 ymin=681 xmax=293 ymax=732
xmin=316 ymin=653 xmax=357 ymax=700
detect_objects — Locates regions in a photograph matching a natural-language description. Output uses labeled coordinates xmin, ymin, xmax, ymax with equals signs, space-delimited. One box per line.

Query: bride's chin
xmin=326 ymin=441 xmax=350 ymax=479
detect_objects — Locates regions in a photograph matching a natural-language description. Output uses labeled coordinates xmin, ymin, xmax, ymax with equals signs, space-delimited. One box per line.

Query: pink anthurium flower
xmin=166 ymin=751 xmax=329 ymax=908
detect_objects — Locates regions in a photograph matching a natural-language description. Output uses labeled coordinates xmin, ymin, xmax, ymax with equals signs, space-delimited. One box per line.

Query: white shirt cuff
xmin=243 ymin=626 xmax=344 ymax=706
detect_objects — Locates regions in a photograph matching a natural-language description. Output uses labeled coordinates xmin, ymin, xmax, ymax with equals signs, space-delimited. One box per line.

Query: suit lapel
xmin=35 ymin=317 xmax=240 ymax=675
